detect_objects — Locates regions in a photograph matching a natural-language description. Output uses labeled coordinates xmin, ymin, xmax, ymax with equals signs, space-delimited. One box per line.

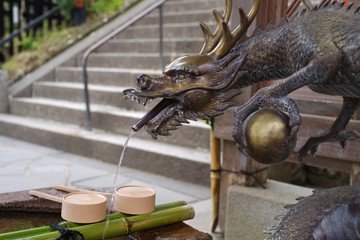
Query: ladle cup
xmin=113 ymin=185 xmax=156 ymax=215
xmin=29 ymin=190 xmax=107 ymax=223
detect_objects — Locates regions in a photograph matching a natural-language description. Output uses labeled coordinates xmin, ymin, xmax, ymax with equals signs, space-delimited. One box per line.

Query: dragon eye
xmin=173 ymin=71 xmax=195 ymax=81
xmin=177 ymin=73 xmax=186 ymax=80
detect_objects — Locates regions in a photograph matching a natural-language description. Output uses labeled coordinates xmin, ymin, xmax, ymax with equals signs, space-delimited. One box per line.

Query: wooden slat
xmin=287 ymin=153 xmax=352 ymax=173
xmin=256 ymin=0 xmax=288 ymax=28
xmin=289 ymin=87 xmax=343 ymax=117
xmin=295 ymin=114 xmax=360 ymax=162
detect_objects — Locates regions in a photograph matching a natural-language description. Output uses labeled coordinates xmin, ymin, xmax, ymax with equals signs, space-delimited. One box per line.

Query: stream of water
xmin=102 ymin=130 xmax=136 ymax=239
xmin=113 ymin=130 xmax=136 ymax=187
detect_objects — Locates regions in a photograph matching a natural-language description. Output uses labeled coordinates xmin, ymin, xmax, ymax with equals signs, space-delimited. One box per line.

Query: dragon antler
xmin=199 ymin=0 xmax=260 ymax=58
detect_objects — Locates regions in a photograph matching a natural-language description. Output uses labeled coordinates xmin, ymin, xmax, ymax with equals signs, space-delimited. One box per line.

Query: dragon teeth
xmin=124 ymin=92 xmax=153 ymax=106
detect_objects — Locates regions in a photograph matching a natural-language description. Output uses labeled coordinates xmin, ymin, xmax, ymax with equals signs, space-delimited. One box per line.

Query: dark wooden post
xmin=8 ymin=0 xmax=15 ymax=55
xmin=257 ymin=0 xmax=288 ymax=29
xmin=25 ymin=0 xmax=32 ymax=36
xmin=34 ymin=0 xmax=43 ymax=34
xmin=351 ymin=0 xmax=360 ymax=6
xmin=0 ymin=0 xmax=4 ymax=39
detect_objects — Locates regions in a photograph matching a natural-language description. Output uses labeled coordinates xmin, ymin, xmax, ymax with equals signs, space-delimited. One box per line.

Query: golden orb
xmin=242 ymin=109 xmax=296 ymax=164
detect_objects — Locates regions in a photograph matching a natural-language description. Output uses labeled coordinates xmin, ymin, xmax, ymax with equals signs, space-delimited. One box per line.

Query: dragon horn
xmin=199 ymin=0 xmax=232 ymax=55
xmin=199 ymin=0 xmax=260 ymax=58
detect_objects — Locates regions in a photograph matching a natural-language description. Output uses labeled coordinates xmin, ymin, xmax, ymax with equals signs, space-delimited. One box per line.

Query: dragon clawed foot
xmin=297 ymin=144 xmax=318 ymax=162
xmin=337 ymin=130 xmax=360 ymax=147
xmin=297 ymin=130 xmax=360 ymax=161
xmin=232 ymin=109 xmax=250 ymax=152
xmin=232 ymin=88 xmax=302 ymax=158
xmin=232 ymin=89 xmax=270 ymax=151
xmin=232 ymin=122 xmax=246 ymax=153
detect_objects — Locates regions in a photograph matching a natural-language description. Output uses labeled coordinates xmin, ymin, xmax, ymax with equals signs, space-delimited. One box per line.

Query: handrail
xmin=82 ymin=0 xmax=168 ymax=131
xmin=0 ymin=6 xmax=60 ymax=47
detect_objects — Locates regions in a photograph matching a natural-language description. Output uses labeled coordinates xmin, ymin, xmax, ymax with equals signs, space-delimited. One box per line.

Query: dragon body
xmin=267 ymin=186 xmax=360 ymax=240
xmin=124 ymin=0 xmax=360 ymax=161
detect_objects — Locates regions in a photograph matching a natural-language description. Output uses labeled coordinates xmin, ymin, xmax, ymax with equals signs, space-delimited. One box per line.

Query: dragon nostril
xmin=137 ymin=74 xmax=151 ymax=90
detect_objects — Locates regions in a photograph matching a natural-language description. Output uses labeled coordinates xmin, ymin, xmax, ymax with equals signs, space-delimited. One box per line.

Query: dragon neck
xmin=224 ymin=25 xmax=293 ymax=89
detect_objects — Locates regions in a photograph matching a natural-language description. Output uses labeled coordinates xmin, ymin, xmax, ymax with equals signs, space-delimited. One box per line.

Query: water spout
xmin=131 ymin=98 xmax=175 ymax=131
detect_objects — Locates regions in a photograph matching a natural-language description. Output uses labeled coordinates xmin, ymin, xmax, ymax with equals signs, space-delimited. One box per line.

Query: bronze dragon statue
xmin=123 ymin=0 xmax=360 ymax=162
xmin=123 ymin=1 xmax=360 ymax=238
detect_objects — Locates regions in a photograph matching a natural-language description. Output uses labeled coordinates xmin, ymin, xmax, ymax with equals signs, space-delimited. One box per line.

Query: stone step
xmin=10 ymin=97 xmax=211 ymax=149
xmin=162 ymin=0 xmax=224 ymax=13
xmin=0 ymin=113 xmax=210 ymax=186
xmin=55 ymin=67 xmax=161 ymax=87
xmin=62 ymin=30 xmax=205 ymax=68
xmin=85 ymin=53 xmax=182 ymax=69
xmin=32 ymin=81 xmax=151 ymax=110
xmin=95 ymin=38 xmax=203 ymax=54
xmin=130 ymin=0 xmax=224 ymax=28
xmin=132 ymin=0 xmax=223 ymax=24
xmin=116 ymin=22 xmax=214 ymax=39
xmin=136 ymin=9 xmax=221 ymax=26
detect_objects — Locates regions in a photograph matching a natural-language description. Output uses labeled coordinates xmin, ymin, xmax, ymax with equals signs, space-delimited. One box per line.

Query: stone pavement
xmin=0 ymin=135 xmax=222 ymax=239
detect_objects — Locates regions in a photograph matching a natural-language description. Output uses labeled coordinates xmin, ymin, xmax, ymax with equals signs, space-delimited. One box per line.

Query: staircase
xmin=0 ymin=0 xmax=224 ymax=186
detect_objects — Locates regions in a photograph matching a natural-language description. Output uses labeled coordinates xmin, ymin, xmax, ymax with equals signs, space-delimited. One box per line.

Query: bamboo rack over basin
xmin=0 ymin=201 xmax=195 ymax=240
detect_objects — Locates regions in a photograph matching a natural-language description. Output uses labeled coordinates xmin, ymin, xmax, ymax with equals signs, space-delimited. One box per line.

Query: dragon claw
xmin=289 ymin=125 xmax=300 ymax=140
xmin=309 ymin=145 xmax=318 ymax=157
xmin=337 ymin=130 xmax=360 ymax=146
xmin=232 ymin=121 xmax=246 ymax=150
xmin=235 ymin=142 xmax=246 ymax=153
xmin=297 ymin=139 xmax=317 ymax=162
xmin=340 ymin=140 xmax=346 ymax=149
xmin=297 ymin=129 xmax=360 ymax=162
xmin=297 ymin=145 xmax=310 ymax=162
xmin=297 ymin=151 xmax=306 ymax=162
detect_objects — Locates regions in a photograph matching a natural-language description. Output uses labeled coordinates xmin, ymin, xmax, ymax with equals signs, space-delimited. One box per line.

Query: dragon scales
xmin=267 ymin=185 xmax=360 ymax=239
xmin=123 ymin=0 xmax=360 ymax=162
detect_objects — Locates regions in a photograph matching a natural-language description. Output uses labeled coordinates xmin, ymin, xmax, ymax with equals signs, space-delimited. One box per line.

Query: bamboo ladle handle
xmin=52 ymin=185 xmax=113 ymax=197
xmin=28 ymin=190 xmax=63 ymax=203
xmin=52 ymin=184 xmax=79 ymax=193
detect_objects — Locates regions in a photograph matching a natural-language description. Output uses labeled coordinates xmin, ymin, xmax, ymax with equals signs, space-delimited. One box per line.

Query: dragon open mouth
xmin=129 ymin=97 xmax=177 ymax=132
xmin=123 ymin=88 xmax=186 ymax=139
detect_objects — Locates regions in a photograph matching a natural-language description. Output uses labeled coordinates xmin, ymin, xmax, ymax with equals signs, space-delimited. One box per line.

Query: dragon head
xmin=123 ymin=0 xmax=260 ymax=138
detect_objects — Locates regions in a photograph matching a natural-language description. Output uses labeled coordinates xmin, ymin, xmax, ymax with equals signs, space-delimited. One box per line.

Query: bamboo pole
xmin=0 ymin=201 xmax=188 ymax=240
xmin=210 ymin=129 xmax=221 ymax=232
xmin=20 ymin=205 xmax=195 ymax=240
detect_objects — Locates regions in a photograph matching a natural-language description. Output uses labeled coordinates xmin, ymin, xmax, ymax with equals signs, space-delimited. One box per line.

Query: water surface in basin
xmin=0 ymin=212 xmax=62 ymax=233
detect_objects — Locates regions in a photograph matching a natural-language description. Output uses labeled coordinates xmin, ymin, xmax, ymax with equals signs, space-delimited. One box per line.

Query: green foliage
xmin=3 ymin=0 xmax=132 ymax=81
xmin=3 ymin=26 xmax=84 ymax=81
xmin=14 ymin=36 xmax=39 ymax=50
xmin=55 ymin=0 xmax=76 ymax=21
xmin=89 ymin=0 xmax=125 ymax=17
xmin=205 ymin=117 xmax=214 ymax=129
xmin=55 ymin=0 xmax=125 ymax=21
